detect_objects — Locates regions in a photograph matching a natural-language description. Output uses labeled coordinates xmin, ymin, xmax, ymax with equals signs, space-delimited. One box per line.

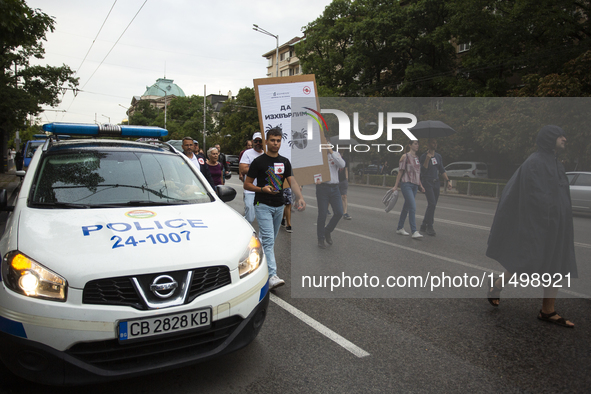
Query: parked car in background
xmin=356 ymin=164 xmax=380 ymax=175
xmin=226 ymin=154 xmax=239 ymax=172
xmin=390 ymin=167 xmax=400 ymax=176
xmin=567 ymin=171 xmax=591 ymax=213
xmin=444 ymin=162 xmax=488 ymax=178
xmin=23 ymin=139 xmax=46 ymax=170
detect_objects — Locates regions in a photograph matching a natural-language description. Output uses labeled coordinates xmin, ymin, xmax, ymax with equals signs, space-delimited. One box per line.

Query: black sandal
xmin=487 ymin=279 xmax=502 ymax=307
xmin=537 ymin=310 xmax=574 ymax=328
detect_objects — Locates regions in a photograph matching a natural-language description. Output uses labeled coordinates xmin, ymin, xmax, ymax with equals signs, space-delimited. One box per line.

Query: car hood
xmin=17 ymin=202 xmax=253 ymax=288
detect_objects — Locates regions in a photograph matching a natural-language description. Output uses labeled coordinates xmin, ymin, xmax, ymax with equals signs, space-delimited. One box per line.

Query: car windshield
xmin=30 ymin=149 xmax=212 ymax=208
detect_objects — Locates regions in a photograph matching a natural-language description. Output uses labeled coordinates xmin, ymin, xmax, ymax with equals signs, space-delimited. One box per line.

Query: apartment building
xmin=262 ymin=36 xmax=304 ymax=78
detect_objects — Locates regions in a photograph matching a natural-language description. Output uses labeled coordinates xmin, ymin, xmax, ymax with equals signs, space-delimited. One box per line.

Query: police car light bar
xmin=42 ymin=123 xmax=168 ymax=138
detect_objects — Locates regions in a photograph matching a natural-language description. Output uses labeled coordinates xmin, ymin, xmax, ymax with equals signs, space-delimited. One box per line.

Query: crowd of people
xmin=180 ymin=137 xmax=232 ymax=189
xmin=181 ymin=126 xmax=578 ymax=328
xmin=391 ymin=138 xmax=452 ymax=239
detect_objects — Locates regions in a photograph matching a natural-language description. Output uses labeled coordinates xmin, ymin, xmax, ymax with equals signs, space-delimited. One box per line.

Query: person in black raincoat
xmin=486 ymin=125 xmax=577 ymax=327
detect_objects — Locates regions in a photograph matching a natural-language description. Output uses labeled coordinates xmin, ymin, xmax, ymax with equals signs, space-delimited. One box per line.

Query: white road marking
xmin=435 ymin=204 xmax=495 ymax=216
xmin=305 ymin=201 xmax=591 ymax=248
xmin=304 ymin=201 xmax=590 ymax=298
xmin=337 ymin=228 xmax=500 ymax=274
xmin=331 ymin=228 xmax=590 ymax=299
xmin=270 ymin=294 xmax=370 ymax=358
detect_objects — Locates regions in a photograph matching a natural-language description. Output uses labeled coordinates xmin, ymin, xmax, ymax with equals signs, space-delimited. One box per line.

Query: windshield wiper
xmin=120 ymin=200 xmax=192 ymax=206
xmin=31 ymin=199 xmax=193 ymax=209
xmin=52 ymin=183 xmax=186 ymax=201
xmin=30 ymin=201 xmax=93 ymax=209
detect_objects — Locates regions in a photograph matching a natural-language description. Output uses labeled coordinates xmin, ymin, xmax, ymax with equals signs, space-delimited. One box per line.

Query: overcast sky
xmin=26 ymin=0 xmax=332 ymax=125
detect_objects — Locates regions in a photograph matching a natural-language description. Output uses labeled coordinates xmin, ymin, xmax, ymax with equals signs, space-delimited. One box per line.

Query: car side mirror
xmin=216 ymin=185 xmax=236 ymax=203
xmin=15 ymin=170 xmax=26 ymax=179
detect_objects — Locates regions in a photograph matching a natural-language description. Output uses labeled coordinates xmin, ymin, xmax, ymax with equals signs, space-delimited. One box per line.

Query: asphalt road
xmin=0 ymin=178 xmax=589 ymax=393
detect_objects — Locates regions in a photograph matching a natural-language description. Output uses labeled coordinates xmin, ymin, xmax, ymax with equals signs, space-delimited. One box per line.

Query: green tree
xmin=297 ymin=0 xmax=591 ymax=172
xmin=213 ymin=88 xmax=260 ymax=154
xmin=130 ymin=100 xmax=158 ymax=126
xmin=1 ymin=0 xmax=78 ymax=171
xmin=445 ymin=0 xmax=591 ymax=96
xmin=511 ymin=51 xmax=591 ymax=98
xmin=297 ymin=0 xmax=457 ymax=97
xmin=132 ymin=96 xmax=215 ymax=143
xmin=9 ymin=122 xmax=41 ymax=150
xmin=299 ymin=0 xmax=591 ymax=98
xmin=166 ymin=95 xmax=214 ymax=142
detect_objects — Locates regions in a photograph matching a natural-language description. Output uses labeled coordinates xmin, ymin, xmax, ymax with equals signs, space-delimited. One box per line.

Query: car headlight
xmin=2 ymin=251 xmax=67 ymax=301
xmin=238 ymin=234 xmax=263 ymax=278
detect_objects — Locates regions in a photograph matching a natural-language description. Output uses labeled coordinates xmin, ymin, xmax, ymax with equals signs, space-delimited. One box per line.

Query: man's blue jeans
xmin=254 ymin=203 xmax=284 ymax=277
xmin=397 ymin=182 xmax=418 ymax=233
xmin=421 ymin=178 xmax=440 ymax=227
xmin=243 ymin=192 xmax=255 ymax=223
xmin=316 ymin=183 xmax=343 ymax=240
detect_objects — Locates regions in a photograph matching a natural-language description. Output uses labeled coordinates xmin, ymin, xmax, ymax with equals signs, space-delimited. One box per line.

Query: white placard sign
xmin=256 ymin=81 xmax=324 ymax=168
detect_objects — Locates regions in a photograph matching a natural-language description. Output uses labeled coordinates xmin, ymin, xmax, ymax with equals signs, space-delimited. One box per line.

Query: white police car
xmin=0 ymin=123 xmax=269 ymax=385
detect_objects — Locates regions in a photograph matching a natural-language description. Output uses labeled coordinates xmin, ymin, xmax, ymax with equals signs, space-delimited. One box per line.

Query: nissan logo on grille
xmin=150 ymin=275 xmax=178 ymax=298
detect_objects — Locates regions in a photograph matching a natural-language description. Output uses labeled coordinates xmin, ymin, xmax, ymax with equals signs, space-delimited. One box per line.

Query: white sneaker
xmin=269 ymin=275 xmax=285 ymax=290
xmin=412 ymin=231 xmax=423 ymax=239
xmin=396 ymin=229 xmax=410 ymax=236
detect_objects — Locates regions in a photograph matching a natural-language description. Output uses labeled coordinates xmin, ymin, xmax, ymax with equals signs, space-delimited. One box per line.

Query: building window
xmin=280 ymin=51 xmax=290 ymax=61
xmin=280 ymin=69 xmax=289 ymax=77
xmin=458 ymin=43 xmax=471 ymax=53
xmin=267 ymin=57 xmax=273 ymax=67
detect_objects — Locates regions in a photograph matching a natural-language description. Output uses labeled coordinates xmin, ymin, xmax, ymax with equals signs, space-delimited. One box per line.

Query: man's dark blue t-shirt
xmin=419 ymin=152 xmax=446 ymax=181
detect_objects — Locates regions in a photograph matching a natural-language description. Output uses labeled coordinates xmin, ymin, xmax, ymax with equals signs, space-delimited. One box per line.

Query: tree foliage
xmin=297 ymin=0 xmax=457 ymax=96
xmin=131 ymin=95 xmax=215 ymax=143
xmin=0 ymin=0 xmax=78 ymax=143
xmin=298 ymin=0 xmax=591 ymax=98
xmin=212 ymin=87 xmax=260 ymax=154
xmin=297 ymin=0 xmax=591 ymax=172
xmin=447 ymin=0 xmax=591 ymax=96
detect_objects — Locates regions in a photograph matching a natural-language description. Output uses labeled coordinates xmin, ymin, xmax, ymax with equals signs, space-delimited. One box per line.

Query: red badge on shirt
xmin=431 ymin=157 xmax=438 ymax=165
xmin=274 ymin=163 xmax=285 ymax=174
xmin=198 ymin=157 xmax=205 ymax=165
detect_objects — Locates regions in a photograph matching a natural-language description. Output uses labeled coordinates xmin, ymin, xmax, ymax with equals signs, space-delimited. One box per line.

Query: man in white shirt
xmin=181 ymin=137 xmax=200 ymax=170
xmin=239 ymin=132 xmax=264 ymax=222
xmin=316 ymin=148 xmax=346 ymax=248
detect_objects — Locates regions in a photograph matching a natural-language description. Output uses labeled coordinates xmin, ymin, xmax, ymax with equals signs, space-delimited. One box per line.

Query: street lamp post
xmin=101 ymin=114 xmax=111 ymax=124
xmin=253 ymin=24 xmax=279 ymax=77
xmin=119 ymin=104 xmax=132 ymax=125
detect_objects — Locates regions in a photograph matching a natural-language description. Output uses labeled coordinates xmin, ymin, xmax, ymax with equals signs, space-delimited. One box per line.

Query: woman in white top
xmin=391 ymin=140 xmax=425 ymax=239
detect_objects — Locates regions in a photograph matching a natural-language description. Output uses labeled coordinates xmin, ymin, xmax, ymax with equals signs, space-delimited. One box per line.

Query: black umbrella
xmin=330 ymin=135 xmax=359 ymax=146
xmin=409 ymin=120 xmax=456 ymax=139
